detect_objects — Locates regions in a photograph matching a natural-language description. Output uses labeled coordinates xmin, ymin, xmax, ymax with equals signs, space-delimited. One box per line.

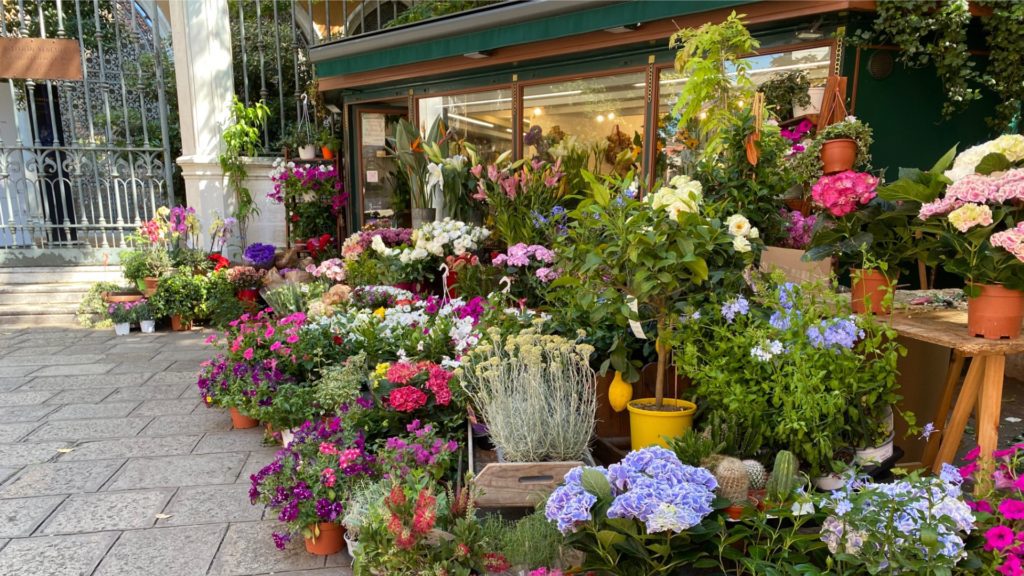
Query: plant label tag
xmin=627 ymin=297 xmax=646 ymax=339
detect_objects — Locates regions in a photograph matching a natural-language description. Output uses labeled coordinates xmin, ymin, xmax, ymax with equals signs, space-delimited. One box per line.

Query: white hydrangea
xmin=945 ymin=134 xmax=1024 ymax=182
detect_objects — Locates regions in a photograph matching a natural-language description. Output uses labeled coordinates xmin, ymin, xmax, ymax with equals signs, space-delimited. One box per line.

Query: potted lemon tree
xmin=554 ymin=172 xmax=756 ymax=449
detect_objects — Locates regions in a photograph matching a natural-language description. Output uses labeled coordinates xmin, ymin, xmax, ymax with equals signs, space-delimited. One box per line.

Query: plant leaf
xmin=976 ymin=152 xmax=1011 ymax=175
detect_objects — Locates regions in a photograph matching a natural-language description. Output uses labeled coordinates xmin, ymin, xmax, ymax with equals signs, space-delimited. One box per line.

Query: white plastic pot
xmin=344 ymin=531 xmax=360 ymax=560
xmin=813 ymin=473 xmax=847 ymax=491
xmin=139 ymin=320 xmax=156 ymax=333
xmin=280 ymin=428 xmax=295 ymax=447
xmin=298 ymin=144 xmax=317 ymax=160
xmin=113 ymin=322 xmax=130 ymax=336
xmin=855 ymin=433 xmax=895 ymax=466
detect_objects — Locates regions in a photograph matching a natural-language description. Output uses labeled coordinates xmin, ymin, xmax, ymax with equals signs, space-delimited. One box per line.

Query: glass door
xmin=352 ymin=105 xmax=408 ymax=228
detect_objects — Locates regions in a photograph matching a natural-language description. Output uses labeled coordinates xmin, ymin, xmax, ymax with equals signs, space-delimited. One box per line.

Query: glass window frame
xmin=415 ymin=84 xmax=517 ymax=166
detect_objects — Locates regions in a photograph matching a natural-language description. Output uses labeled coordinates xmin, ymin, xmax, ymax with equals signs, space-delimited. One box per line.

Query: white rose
xmin=732 ymin=236 xmax=751 ymax=253
xmin=749 ymin=227 xmax=760 ymax=239
xmin=726 ymin=214 xmax=751 ymax=237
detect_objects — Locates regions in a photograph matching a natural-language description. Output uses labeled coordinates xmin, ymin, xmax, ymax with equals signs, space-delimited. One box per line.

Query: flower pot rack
xmin=280 ymin=151 xmax=348 ymax=254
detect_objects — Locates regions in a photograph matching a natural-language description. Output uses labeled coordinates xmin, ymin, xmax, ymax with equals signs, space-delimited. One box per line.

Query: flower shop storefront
xmin=86 ymin=1 xmax=1024 ymax=574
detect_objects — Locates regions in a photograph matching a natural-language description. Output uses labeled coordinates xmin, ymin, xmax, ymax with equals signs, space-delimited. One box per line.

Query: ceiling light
xmin=596 ymin=114 xmax=605 ymax=123
xmin=505 ymin=128 xmax=513 ymax=133
xmin=607 ymin=112 xmax=615 ymax=120
xmin=447 ymin=113 xmax=494 ymax=128
xmin=532 ymin=107 xmax=542 ymax=116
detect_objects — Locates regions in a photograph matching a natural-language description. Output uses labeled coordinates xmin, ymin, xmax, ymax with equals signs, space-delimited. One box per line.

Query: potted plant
xmin=226 ymin=266 xmax=265 ymax=303
xmin=543 ymin=446 xmax=719 ymax=575
xmin=803 ymin=169 xmax=919 ymax=314
xmin=250 ymin=418 xmax=375 ymax=555
xmin=318 ymin=127 xmax=340 ymax=161
xmin=458 ymin=327 xmax=596 ymax=463
xmin=817 ymin=116 xmax=873 ymax=175
xmin=285 ymin=123 xmax=317 ymax=160
xmin=911 ymin=137 xmax=1024 ymax=338
xmin=554 ymin=173 xmax=755 ymax=450
xmin=135 ymin=299 xmax=156 ymax=333
xmin=107 ymin=301 xmax=136 ymax=336
xmin=341 ymin=480 xmax=392 ymax=561
xmin=151 ymin=269 xmax=207 ymax=331
xmin=121 ymin=248 xmax=172 ymax=296
xmin=760 ymin=70 xmax=812 ymax=121
xmin=197 ymin=355 xmax=259 ymax=429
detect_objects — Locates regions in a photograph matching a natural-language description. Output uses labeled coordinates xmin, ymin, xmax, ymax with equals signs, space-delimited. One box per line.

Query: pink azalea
xmin=242 ymin=347 xmax=254 ymax=360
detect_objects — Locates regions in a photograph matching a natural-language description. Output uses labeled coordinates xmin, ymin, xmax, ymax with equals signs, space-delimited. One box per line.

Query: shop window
xmin=418 ymin=89 xmax=514 ymax=164
xmin=656 ymin=45 xmax=832 ymax=179
xmin=522 ymin=71 xmax=646 ymax=176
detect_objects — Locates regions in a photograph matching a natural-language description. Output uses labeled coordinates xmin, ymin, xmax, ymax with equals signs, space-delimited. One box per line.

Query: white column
xmin=168 ymin=0 xmax=237 ymax=256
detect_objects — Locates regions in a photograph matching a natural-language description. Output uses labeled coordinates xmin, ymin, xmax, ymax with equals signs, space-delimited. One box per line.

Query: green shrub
xmin=76 ymin=281 xmax=125 ymax=328
xmin=151 ymin=270 xmax=208 ymax=322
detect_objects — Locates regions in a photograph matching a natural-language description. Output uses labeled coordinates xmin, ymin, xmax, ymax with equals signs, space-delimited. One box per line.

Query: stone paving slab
xmin=108 ymin=359 xmax=174 ymax=374
xmin=208 ymin=521 xmax=326 ymax=576
xmin=106 ymin=384 xmax=193 ymax=402
xmin=159 ymin=484 xmax=264 ymax=526
xmin=237 ymin=449 xmax=282 ymax=484
xmin=0 ymin=531 xmax=119 ymax=576
xmin=0 ymin=423 xmax=43 ymax=442
xmin=60 ymin=435 xmax=202 ymax=462
xmin=0 ymin=442 xmax=66 ymax=467
xmin=0 ymin=406 xmax=57 ymax=422
xmin=3 ymin=346 xmax=65 ymax=357
xmin=192 ymin=429 xmax=268 ymax=455
xmin=23 ymin=374 xmax=155 ymax=390
xmin=144 ymin=372 xmax=200 ymax=388
xmin=0 ymin=391 xmax=54 ymax=406
xmin=31 ymin=363 xmax=116 ymax=377
xmin=131 ymin=398 xmax=201 ymax=417
xmin=44 ymin=388 xmax=115 ymax=405
xmin=38 ymin=488 xmax=175 ymax=535
xmin=0 ymin=495 xmax=65 ymax=537
xmin=138 ymin=413 xmax=231 ymax=436
xmin=26 ymin=416 xmax=152 ymax=442
xmin=0 ymin=469 xmax=18 ymax=486
xmin=0 ymin=379 xmax=32 ymax=392
xmin=106 ymin=452 xmax=247 ymax=491
xmin=0 ymin=354 xmax=107 ymax=368
xmin=47 ymin=401 xmax=140 ymax=421
xmin=0 ymin=459 xmax=124 ymax=498
xmin=94 ymin=523 xmax=227 ymax=576
xmin=0 ymin=366 xmax=39 ymax=378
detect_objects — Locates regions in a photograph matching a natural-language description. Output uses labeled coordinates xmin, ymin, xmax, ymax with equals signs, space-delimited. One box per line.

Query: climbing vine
xmin=978 ymin=0 xmax=1024 ymax=132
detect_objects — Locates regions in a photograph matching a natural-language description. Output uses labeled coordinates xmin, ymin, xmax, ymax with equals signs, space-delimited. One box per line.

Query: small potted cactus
xmin=714 ymin=457 xmax=752 ymax=520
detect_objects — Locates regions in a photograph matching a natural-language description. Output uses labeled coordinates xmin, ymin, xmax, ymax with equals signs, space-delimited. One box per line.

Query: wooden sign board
xmin=0 ymin=38 xmax=83 ymax=81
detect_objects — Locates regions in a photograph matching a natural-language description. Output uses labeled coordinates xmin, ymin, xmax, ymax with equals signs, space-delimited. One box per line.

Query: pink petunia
xmin=987 ymin=525 xmax=1017 ymax=551
xmin=1000 ymin=499 xmax=1024 ymax=520
xmin=998 ymin=554 xmax=1024 ymax=576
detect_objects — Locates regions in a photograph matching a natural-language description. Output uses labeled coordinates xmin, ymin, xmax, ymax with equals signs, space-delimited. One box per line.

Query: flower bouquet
xmin=226 ymin=266 xmax=265 ymax=303
xmin=250 ymin=417 xmax=375 ymax=554
xmin=243 ymin=242 xmax=277 ymax=269
xmin=544 ymin=446 xmax=719 ymax=575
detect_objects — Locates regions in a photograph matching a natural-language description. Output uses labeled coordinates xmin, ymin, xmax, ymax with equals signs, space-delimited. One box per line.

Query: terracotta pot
xmin=237 ymin=288 xmax=259 ymax=303
xmin=821 ymin=138 xmax=857 ymax=174
xmin=169 ymin=315 xmax=192 ymax=332
xmin=229 ymin=407 xmax=259 ymax=429
xmin=102 ymin=291 xmax=144 ymax=304
xmin=967 ymin=283 xmax=1024 ymax=339
xmin=321 ymin=146 xmax=334 ymax=160
xmin=850 ymin=268 xmax=894 ymax=314
xmin=304 ymin=522 xmax=345 ymax=556
xmin=143 ymin=276 xmax=159 ymax=297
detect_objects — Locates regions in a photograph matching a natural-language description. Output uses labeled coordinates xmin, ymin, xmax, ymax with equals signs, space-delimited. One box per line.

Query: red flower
xmin=290 ymin=213 xmax=300 ymax=222
xmin=332 ymin=335 xmax=343 ymax=346
xmin=389 ymin=386 xmax=428 ymax=412
xmin=207 ymin=253 xmax=230 ymax=271
xmin=387 ymin=484 xmax=406 ymax=507
xmin=484 ymin=553 xmax=511 ymax=573
xmin=411 ymin=490 xmax=437 ymax=535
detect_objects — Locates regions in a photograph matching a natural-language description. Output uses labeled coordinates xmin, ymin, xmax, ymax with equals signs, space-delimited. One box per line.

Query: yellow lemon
xmin=608 ymin=370 xmax=633 ymax=413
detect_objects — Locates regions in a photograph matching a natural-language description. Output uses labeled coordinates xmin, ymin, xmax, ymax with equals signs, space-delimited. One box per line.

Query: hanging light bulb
xmin=607 ymin=112 xmax=616 ymax=120
xmin=532 ymin=107 xmax=543 ymax=116
xmin=596 ymin=114 xmax=605 ymax=123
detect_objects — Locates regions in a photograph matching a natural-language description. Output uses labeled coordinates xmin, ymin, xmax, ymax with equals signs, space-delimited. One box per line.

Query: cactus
xmin=743 ymin=459 xmax=767 ymax=490
xmin=700 ymin=453 xmax=727 ymax=472
xmin=714 ymin=457 xmax=750 ymax=504
xmin=766 ymin=450 xmax=799 ymax=503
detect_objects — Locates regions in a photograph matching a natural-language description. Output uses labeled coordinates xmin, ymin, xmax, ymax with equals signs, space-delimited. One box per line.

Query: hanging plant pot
xmin=850 ymin=268 xmax=894 ymax=314
xmin=321 ymin=147 xmax=334 ymax=160
xmin=297 ymin=144 xmax=317 ymax=160
xmin=625 ymin=398 xmax=696 ymax=450
xmin=304 ymin=522 xmax=345 ymax=556
xmin=820 ymin=138 xmax=857 ymax=174
xmin=228 ymin=407 xmax=259 ymax=429
xmin=237 ymin=288 xmax=259 ymax=303
xmin=169 ymin=315 xmax=192 ymax=332
xmin=113 ymin=322 xmax=131 ymax=336
xmin=142 ymin=276 xmax=159 ymax=297
xmin=967 ymin=283 xmax=1024 ymax=339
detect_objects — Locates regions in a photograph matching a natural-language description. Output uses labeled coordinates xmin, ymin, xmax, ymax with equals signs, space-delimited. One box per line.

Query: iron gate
xmin=0 ymin=0 xmax=174 ymax=256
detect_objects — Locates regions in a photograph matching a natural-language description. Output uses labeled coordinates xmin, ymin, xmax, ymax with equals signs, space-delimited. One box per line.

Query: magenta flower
xmin=1000 ymin=499 xmax=1024 ymax=520
xmin=987 ymin=526 xmax=1016 ymax=551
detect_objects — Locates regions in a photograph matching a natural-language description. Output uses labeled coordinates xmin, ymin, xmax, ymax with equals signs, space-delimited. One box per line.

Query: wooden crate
xmin=474 ymin=461 xmax=583 ymax=508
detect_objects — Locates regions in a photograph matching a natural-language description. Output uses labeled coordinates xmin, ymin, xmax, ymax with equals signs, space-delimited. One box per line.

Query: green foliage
xmin=668 ymin=430 xmax=723 ymax=468
xmin=151 ymin=270 xmax=208 ymax=322
xmin=248 ymin=382 xmax=319 ymax=429
xmin=220 ymin=97 xmax=271 ymax=246
xmin=76 ymin=282 xmax=126 ymax=328
xmin=670 ymin=11 xmax=759 ymax=159
xmin=483 ymin=511 xmax=564 ymax=569
xmin=760 ymin=70 xmax=812 ymax=120
xmin=315 ymin=352 xmax=367 ymax=413
xmin=203 ymin=270 xmax=247 ymax=329
xmin=262 ymin=283 xmax=321 ymax=316
xmin=979 ymin=1 xmax=1024 ymax=132
xmin=120 ymin=249 xmax=172 ymax=283
xmin=766 ymin=450 xmax=799 ymax=503
xmin=384 ymin=0 xmax=495 ymax=28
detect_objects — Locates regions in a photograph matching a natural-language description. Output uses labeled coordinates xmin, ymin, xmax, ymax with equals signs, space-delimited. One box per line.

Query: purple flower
xmin=315 ymin=498 xmax=342 ymax=521
xmin=806 ymin=317 xmax=864 ymax=350
xmin=272 ymin=532 xmax=292 ymax=550
xmin=244 ymin=243 xmax=277 ymax=266
xmin=720 ymin=296 xmax=750 ymax=323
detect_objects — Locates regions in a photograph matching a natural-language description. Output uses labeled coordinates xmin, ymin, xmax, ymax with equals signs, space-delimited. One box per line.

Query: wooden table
xmin=890 ymin=308 xmax=1024 ymax=473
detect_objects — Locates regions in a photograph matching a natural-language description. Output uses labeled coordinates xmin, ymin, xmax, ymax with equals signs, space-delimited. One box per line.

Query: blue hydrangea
xmin=720 ymin=296 xmax=749 ymax=323
xmin=545 ymin=472 xmax=598 ymax=534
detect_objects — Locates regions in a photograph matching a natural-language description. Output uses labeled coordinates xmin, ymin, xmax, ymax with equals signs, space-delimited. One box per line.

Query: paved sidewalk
xmin=0 ymin=326 xmax=349 ymax=576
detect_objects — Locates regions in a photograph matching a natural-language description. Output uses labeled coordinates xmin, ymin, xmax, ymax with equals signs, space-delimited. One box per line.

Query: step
xmin=0 ymin=266 xmax=124 ymax=285
xmin=0 ymin=291 xmax=86 ymax=305
xmin=0 ymin=303 xmax=81 ymax=316
xmin=0 ymin=314 xmax=80 ymax=328
xmin=0 ymin=282 xmax=95 ymax=294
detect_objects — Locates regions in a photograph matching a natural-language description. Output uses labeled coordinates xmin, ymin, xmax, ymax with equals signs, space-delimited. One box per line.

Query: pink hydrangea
xmin=992 ymin=222 xmax=1024 ymax=263
xmin=386 ymin=362 xmax=420 ymax=385
xmin=920 ymin=169 xmax=1024 ymax=220
xmin=389 ymin=386 xmax=428 ymax=412
xmin=811 ymin=170 xmax=878 ymax=217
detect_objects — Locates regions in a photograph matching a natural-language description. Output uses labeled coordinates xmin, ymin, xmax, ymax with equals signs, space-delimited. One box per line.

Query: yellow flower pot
xmin=626 ymin=398 xmax=697 ymax=450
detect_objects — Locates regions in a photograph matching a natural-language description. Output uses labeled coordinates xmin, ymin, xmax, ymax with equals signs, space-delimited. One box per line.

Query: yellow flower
xmin=205 ymin=396 xmax=212 ymax=404
xmin=373 ymin=307 xmax=386 ymax=318
xmin=374 ymin=363 xmax=390 ymax=377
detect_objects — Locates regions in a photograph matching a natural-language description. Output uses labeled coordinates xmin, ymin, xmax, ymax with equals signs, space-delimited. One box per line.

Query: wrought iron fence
xmin=0 ymin=0 xmax=174 ymax=251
